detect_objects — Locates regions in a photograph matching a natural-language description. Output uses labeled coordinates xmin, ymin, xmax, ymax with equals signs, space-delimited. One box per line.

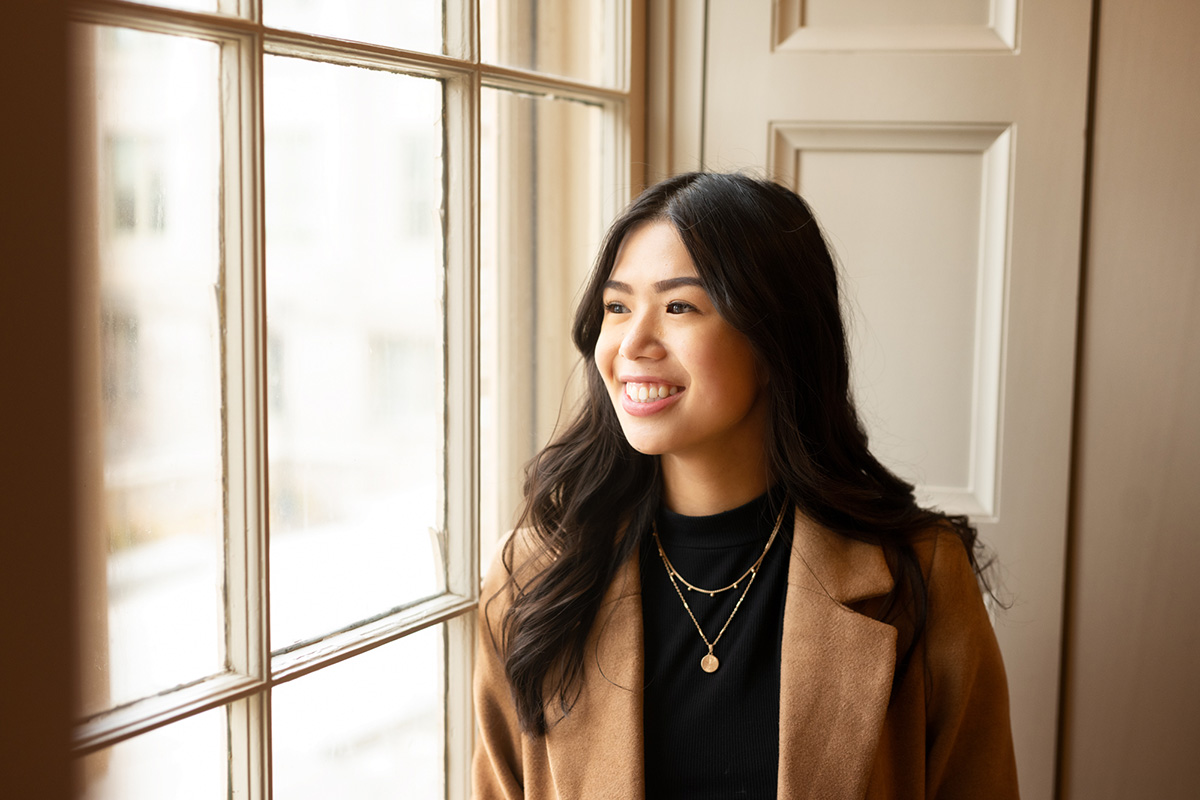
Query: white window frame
xmin=68 ymin=1 xmax=638 ymax=797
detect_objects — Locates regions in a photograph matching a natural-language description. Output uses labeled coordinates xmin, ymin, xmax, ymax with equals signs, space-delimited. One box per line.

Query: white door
xmin=699 ymin=1 xmax=1092 ymax=797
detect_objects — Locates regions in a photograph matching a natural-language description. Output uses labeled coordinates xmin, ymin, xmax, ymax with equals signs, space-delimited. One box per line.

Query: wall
xmin=1061 ymin=0 xmax=1200 ymax=796
xmin=0 ymin=1 xmax=77 ymax=799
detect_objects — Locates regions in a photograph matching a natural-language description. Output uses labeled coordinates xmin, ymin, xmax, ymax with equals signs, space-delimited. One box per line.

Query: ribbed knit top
xmin=640 ymin=488 xmax=792 ymax=799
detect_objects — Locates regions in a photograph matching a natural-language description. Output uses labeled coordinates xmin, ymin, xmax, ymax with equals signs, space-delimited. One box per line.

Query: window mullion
xmin=480 ymin=63 xmax=628 ymax=104
xmin=221 ymin=18 xmax=270 ymax=800
xmin=442 ymin=1 xmax=481 ymax=782
xmin=443 ymin=0 xmax=477 ymax=62
xmin=72 ymin=0 xmax=257 ymax=40
xmin=219 ymin=0 xmax=256 ymax=24
xmin=604 ymin=95 xmax=632 ymax=228
xmin=221 ymin=18 xmax=268 ymax=691
xmin=73 ymin=673 xmax=263 ymax=755
xmin=444 ymin=613 xmax=477 ymax=800
xmin=443 ymin=67 xmax=481 ymax=611
xmin=443 ymin=61 xmax=481 ymax=800
xmin=229 ymin=693 xmax=271 ymax=800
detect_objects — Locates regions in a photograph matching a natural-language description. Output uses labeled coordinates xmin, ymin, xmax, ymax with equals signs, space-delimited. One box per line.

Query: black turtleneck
xmin=640 ymin=488 xmax=792 ymax=799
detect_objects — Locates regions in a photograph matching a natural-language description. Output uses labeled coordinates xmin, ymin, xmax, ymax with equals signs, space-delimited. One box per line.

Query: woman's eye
xmin=603 ymin=301 xmax=629 ymax=314
xmin=666 ymin=301 xmax=695 ymax=314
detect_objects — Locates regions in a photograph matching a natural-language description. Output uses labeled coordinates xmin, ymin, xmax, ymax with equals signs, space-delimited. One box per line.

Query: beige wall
xmin=1061 ymin=0 xmax=1200 ymax=796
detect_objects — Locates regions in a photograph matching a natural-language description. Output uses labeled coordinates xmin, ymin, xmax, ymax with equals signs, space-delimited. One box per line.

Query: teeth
xmin=624 ymin=382 xmax=681 ymax=402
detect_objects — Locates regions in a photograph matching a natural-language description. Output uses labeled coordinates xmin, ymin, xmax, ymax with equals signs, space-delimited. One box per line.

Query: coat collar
xmin=543 ymin=510 xmax=897 ymax=799
xmin=786 ymin=509 xmax=895 ymax=604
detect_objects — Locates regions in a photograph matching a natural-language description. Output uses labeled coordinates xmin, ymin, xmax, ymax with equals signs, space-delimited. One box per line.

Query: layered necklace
xmin=651 ymin=499 xmax=789 ymax=673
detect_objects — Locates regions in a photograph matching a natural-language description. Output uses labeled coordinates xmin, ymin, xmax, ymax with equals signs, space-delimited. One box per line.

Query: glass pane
xmin=482 ymin=0 xmax=618 ymax=86
xmin=123 ymin=0 xmax=217 ymax=13
xmin=76 ymin=705 xmax=228 ymax=799
xmin=479 ymin=87 xmax=606 ymax=566
xmin=265 ymin=57 xmax=445 ymax=650
xmin=272 ymin=626 xmax=443 ymax=799
xmin=74 ymin=25 xmax=224 ymax=716
xmin=265 ymin=1 xmax=442 ymax=56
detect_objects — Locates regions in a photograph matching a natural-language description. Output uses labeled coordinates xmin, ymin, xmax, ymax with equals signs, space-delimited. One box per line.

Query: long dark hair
xmin=492 ymin=172 xmax=983 ymax=735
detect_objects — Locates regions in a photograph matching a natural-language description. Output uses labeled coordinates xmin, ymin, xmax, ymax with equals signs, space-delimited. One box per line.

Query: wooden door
xmin=697 ymin=1 xmax=1093 ymax=796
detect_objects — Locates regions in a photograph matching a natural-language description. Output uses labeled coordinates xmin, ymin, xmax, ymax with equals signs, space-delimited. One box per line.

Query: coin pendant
xmin=700 ymin=653 xmax=719 ymax=673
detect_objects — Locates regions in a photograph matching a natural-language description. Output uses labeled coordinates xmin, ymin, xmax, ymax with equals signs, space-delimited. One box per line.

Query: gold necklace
xmin=651 ymin=500 xmax=788 ymax=673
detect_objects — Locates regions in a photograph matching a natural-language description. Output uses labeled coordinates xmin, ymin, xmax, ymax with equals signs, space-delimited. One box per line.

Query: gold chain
xmin=652 ymin=499 xmax=789 ymax=673
xmin=651 ymin=500 xmax=787 ymax=595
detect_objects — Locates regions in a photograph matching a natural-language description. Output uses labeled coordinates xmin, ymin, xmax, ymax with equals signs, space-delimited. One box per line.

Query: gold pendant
xmin=700 ymin=653 xmax=719 ymax=673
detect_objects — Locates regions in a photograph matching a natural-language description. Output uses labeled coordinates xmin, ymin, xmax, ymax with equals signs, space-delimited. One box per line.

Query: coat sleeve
xmin=471 ymin=547 xmax=527 ymax=800
xmin=922 ymin=532 xmax=1021 ymax=799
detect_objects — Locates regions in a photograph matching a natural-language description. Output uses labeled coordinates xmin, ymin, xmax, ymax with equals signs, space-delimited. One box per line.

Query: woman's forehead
xmin=607 ymin=221 xmax=700 ymax=286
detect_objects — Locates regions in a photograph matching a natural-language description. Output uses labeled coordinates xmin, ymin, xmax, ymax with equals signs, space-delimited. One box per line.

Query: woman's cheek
xmin=593 ymin=330 xmax=617 ymax=382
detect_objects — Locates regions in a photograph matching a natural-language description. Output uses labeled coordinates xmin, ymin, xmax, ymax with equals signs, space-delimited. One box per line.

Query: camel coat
xmin=472 ymin=512 xmax=1019 ymax=799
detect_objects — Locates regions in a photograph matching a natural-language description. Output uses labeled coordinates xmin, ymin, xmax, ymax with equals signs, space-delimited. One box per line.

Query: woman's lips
xmin=620 ymin=381 xmax=684 ymax=417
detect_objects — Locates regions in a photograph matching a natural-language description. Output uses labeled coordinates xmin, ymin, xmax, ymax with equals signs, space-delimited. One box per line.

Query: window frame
xmin=68 ymin=1 xmax=639 ymax=797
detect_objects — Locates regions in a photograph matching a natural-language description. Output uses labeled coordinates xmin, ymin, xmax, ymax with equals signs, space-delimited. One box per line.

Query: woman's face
xmin=594 ymin=221 xmax=768 ymax=467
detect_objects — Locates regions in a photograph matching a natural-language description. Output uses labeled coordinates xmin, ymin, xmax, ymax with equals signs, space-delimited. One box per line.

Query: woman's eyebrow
xmin=601 ymin=277 xmax=705 ymax=293
xmin=653 ymin=276 xmax=704 ymax=292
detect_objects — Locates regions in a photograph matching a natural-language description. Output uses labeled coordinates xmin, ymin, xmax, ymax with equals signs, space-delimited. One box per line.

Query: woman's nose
xmin=618 ymin=312 xmax=666 ymax=360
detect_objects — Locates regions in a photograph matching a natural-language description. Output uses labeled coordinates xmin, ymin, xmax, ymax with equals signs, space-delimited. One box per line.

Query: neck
xmin=660 ymin=450 xmax=771 ymax=516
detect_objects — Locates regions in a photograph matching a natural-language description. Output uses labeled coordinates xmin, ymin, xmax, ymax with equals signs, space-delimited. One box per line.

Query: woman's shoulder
xmin=907 ymin=524 xmax=986 ymax=602
xmin=904 ymin=524 xmax=1000 ymax=671
xmin=904 ymin=525 xmax=1017 ymax=794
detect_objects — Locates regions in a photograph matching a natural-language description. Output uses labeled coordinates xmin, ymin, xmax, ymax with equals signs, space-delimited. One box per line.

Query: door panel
xmin=775 ymin=0 xmax=1017 ymax=50
xmin=772 ymin=122 xmax=1010 ymax=516
xmin=702 ymin=1 xmax=1093 ymax=797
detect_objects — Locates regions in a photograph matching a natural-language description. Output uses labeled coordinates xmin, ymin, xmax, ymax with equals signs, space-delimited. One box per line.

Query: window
xmin=70 ymin=1 xmax=636 ymax=797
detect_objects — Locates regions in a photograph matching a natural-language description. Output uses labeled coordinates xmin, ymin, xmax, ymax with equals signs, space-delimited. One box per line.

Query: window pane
xmin=272 ymin=626 xmax=443 ymax=799
xmin=265 ymin=57 xmax=445 ymax=650
xmin=482 ymin=0 xmax=618 ymax=86
xmin=264 ymin=1 xmax=442 ymax=56
xmin=479 ymin=87 xmax=606 ymax=564
xmin=76 ymin=705 xmax=228 ymax=799
xmin=120 ymin=0 xmax=217 ymax=13
xmin=75 ymin=24 xmax=225 ymax=716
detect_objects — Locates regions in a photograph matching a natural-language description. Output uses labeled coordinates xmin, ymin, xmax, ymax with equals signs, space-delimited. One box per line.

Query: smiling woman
xmin=595 ymin=221 xmax=770 ymax=514
xmin=473 ymin=172 xmax=1019 ymax=799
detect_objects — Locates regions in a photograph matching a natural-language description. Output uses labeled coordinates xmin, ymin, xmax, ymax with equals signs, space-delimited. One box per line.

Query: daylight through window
xmin=70 ymin=2 xmax=632 ymax=798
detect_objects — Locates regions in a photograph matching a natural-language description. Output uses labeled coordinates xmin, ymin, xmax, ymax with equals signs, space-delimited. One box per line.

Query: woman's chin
xmin=616 ymin=425 xmax=671 ymax=457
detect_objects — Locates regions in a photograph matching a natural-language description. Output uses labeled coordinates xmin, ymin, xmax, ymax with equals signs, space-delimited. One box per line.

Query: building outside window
xmin=69 ymin=1 xmax=637 ymax=797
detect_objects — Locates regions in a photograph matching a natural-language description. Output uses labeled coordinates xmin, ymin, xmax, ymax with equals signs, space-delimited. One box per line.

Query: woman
xmin=473 ymin=173 xmax=1018 ymax=799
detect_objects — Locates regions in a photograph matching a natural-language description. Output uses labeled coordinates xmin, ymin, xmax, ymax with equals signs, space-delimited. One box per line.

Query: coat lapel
xmin=778 ymin=512 xmax=898 ymax=800
xmin=543 ymin=553 xmax=645 ymax=798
